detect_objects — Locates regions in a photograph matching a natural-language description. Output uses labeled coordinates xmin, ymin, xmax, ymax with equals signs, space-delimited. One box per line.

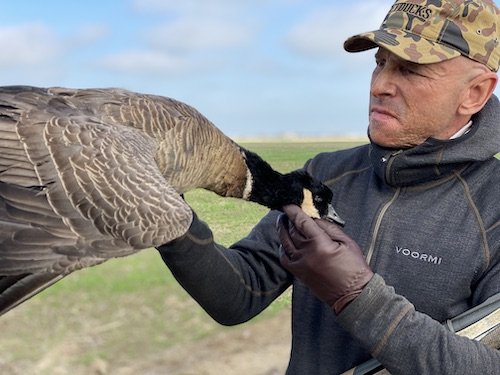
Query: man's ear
xmin=458 ymin=71 xmax=498 ymax=116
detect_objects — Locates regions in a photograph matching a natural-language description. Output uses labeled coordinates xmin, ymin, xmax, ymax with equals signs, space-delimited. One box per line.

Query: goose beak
xmin=325 ymin=203 xmax=345 ymax=226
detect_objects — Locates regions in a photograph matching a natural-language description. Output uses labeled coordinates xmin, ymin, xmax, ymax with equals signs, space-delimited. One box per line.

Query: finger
xmin=315 ymin=219 xmax=361 ymax=251
xmin=278 ymin=212 xmax=309 ymax=251
xmin=276 ymin=214 xmax=301 ymax=261
xmin=276 ymin=212 xmax=288 ymax=232
xmin=282 ymin=204 xmax=302 ymax=217
xmin=315 ymin=219 xmax=349 ymax=240
xmin=279 ymin=244 xmax=295 ymax=271
xmin=279 ymin=245 xmax=293 ymax=267
xmin=279 ymin=245 xmax=303 ymax=275
xmin=283 ymin=204 xmax=324 ymax=238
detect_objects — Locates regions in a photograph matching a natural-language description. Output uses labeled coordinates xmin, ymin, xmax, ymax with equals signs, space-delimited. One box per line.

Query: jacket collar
xmin=369 ymin=95 xmax=500 ymax=187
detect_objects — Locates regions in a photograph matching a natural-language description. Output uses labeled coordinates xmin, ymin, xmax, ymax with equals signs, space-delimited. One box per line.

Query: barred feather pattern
xmin=0 ymin=86 xmax=251 ymax=315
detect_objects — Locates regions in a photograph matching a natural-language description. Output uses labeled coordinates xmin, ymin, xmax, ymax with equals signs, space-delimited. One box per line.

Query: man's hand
xmin=277 ymin=204 xmax=374 ymax=314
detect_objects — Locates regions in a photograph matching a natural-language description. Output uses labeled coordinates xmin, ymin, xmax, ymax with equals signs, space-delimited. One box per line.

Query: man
xmin=158 ymin=0 xmax=500 ymax=373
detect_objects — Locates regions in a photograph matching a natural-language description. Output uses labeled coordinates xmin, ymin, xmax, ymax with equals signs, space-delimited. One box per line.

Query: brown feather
xmin=0 ymin=86 xmax=254 ymax=314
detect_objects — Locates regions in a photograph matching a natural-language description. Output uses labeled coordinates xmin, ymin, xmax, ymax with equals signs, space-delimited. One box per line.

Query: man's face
xmin=368 ymin=48 xmax=472 ymax=148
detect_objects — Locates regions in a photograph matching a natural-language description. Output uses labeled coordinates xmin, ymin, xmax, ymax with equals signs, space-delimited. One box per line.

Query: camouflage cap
xmin=344 ymin=0 xmax=500 ymax=72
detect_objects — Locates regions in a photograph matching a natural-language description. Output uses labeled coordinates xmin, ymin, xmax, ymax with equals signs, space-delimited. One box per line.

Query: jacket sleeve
xmin=337 ymin=274 xmax=500 ymax=375
xmin=156 ymin=211 xmax=292 ymax=326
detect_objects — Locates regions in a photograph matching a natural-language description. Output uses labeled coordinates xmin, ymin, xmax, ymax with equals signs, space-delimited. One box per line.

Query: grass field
xmin=0 ymin=141 xmax=365 ymax=375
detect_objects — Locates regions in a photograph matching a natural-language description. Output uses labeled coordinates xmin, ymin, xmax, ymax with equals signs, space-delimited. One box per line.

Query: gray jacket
xmin=159 ymin=96 xmax=500 ymax=374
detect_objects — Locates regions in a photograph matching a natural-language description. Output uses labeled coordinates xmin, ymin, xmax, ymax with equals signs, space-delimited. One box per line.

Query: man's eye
xmin=400 ymin=65 xmax=420 ymax=76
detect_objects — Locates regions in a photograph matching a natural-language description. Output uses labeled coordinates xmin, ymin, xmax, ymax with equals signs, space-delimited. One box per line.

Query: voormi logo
xmin=395 ymin=246 xmax=443 ymax=265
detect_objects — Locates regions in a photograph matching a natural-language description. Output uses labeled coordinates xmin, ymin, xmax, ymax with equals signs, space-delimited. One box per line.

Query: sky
xmin=0 ymin=0 xmax=476 ymax=139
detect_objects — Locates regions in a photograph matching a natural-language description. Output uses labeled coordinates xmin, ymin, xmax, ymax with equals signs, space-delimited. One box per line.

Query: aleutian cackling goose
xmin=0 ymin=86 xmax=344 ymax=315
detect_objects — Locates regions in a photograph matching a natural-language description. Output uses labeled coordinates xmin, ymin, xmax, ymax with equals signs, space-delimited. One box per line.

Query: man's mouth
xmin=370 ymin=106 xmax=398 ymax=122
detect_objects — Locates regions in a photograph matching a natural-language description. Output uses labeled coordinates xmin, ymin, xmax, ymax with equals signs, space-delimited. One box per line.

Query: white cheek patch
xmin=242 ymin=167 xmax=253 ymax=200
xmin=301 ymin=189 xmax=320 ymax=218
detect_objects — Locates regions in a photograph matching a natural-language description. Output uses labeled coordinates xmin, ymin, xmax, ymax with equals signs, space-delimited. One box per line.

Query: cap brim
xmin=344 ymin=28 xmax=461 ymax=65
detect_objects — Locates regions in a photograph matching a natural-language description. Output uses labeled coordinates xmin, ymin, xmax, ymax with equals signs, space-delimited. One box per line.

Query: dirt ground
xmin=0 ymin=310 xmax=291 ymax=375
xmin=117 ymin=311 xmax=292 ymax=375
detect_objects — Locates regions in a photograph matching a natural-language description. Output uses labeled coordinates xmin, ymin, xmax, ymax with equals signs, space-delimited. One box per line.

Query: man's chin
xmin=368 ymin=129 xmax=414 ymax=149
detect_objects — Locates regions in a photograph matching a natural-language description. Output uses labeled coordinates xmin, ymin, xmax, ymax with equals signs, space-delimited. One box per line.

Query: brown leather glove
xmin=277 ymin=204 xmax=374 ymax=314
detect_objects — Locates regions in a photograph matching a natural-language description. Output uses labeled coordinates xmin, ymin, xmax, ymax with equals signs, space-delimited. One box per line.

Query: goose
xmin=0 ymin=85 xmax=344 ymax=315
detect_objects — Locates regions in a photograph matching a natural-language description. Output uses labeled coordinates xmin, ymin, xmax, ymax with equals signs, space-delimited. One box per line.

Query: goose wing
xmin=47 ymin=87 xmax=250 ymax=196
xmin=0 ymin=87 xmax=192 ymax=314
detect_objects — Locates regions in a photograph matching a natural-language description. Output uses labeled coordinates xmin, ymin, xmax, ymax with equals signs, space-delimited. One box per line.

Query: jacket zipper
xmin=365 ymin=188 xmax=400 ymax=265
xmin=365 ymin=150 xmax=403 ymax=265
xmin=382 ymin=149 xmax=403 ymax=185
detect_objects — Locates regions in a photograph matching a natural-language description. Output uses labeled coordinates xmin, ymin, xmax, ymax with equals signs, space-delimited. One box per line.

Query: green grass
xmin=0 ymin=140 xmax=366 ymax=373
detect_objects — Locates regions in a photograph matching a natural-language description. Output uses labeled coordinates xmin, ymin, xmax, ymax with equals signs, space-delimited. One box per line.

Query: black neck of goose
xmin=243 ymin=149 xmax=300 ymax=210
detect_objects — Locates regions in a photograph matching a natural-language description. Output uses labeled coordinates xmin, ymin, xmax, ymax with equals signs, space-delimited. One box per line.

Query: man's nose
xmin=370 ymin=66 xmax=397 ymax=98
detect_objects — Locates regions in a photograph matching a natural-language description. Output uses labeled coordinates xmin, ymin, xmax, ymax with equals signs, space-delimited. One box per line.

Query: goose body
xmin=0 ymin=86 xmax=342 ymax=315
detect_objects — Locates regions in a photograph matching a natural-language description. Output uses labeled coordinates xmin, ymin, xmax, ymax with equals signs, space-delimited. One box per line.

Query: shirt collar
xmin=449 ymin=120 xmax=473 ymax=139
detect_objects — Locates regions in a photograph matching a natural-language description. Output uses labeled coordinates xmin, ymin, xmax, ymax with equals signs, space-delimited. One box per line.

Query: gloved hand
xmin=277 ymin=204 xmax=374 ymax=314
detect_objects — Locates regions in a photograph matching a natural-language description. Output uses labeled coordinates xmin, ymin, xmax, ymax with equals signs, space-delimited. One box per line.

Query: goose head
xmin=241 ymin=148 xmax=345 ymax=226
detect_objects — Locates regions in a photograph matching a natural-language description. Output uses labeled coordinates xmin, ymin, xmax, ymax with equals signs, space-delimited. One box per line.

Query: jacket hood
xmin=369 ymin=95 xmax=500 ymax=187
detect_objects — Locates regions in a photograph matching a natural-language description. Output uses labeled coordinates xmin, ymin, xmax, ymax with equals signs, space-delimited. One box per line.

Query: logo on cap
xmin=344 ymin=0 xmax=500 ymax=72
xmin=389 ymin=3 xmax=432 ymax=21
